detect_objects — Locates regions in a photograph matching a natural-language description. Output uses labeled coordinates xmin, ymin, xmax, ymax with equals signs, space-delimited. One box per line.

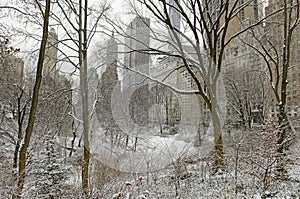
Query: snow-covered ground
xmin=2 ymin=124 xmax=299 ymax=198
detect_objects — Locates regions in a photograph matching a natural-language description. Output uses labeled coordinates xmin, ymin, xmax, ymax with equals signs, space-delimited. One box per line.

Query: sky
xmin=1 ymin=0 xmax=134 ymax=75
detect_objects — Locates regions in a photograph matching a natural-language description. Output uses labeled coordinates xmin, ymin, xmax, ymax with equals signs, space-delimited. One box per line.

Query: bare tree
xmin=45 ymin=0 xmax=110 ymax=194
xmin=110 ymin=0 xmax=271 ymax=170
xmin=241 ymin=0 xmax=300 ymax=175
xmin=14 ymin=0 xmax=51 ymax=197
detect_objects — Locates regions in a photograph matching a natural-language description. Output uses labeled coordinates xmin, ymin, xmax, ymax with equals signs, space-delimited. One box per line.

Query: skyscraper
xmin=123 ymin=16 xmax=151 ymax=125
xmin=223 ymin=0 xmax=266 ymax=126
xmin=106 ymin=32 xmax=118 ymax=68
xmin=265 ymin=0 xmax=300 ymax=121
xmin=97 ymin=34 xmax=120 ymax=127
xmin=168 ymin=0 xmax=181 ymax=51
xmin=169 ymin=0 xmax=180 ymax=30
xmin=123 ymin=16 xmax=150 ymax=89
xmin=44 ymin=28 xmax=58 ymax=79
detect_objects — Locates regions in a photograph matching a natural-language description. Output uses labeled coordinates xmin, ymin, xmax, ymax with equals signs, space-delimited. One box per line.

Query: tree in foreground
xmin=15 ymin=0 xmax=51 ymax=197
xmin=242 ymin=0 xmax=300 ymax=176
xmin=48 ymin=0 xmax=110 ymax=194
xmin=112 ymin=0 xmax=270 ymax=170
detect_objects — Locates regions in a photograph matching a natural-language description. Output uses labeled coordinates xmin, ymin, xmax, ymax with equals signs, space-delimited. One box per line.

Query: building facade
xmin=123 ymin=16 xmax=151 ymax=125
xmin=123 ymin=16 xmax=151 ymax=89
xmin=223 ymin=0 xmax=267 ymax=127
xmin=37 ymin=28 xmax=73 ymax=136
xmin=0 ymin=40 xmax=25 ymax=124
xmin=168 ymin=0 xmax=181 ymax=51
xmin=265 ymin=0 xmax=300 ymax=125
xmin=0 ymin=40 xmax=24 ymax=83
xmin=44 ymin=28 xmax=58 ymax=79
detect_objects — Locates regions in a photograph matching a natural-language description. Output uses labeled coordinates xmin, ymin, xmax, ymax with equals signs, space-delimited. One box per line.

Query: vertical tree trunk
xmin=195 ymin=95 xmax=204 ymax=147
xmin=13 ymin=89 xmax=26 ymax=170
xmin=79 ymin=0 xmax=90 ymax=195
xmin=209 ymin=76 xmax=224 ymax=171
xmin=278 ymin=0 xmax=289 ymax=133
xmin=276 ymin=1 xmax=293 ymax=176
xmin=13 ymin=89 xmax=27 ymax=187
xmin=14 ymin=1 xmax=51 ymax=198
xmin=211 ymin=102 xmax=224 ymax=170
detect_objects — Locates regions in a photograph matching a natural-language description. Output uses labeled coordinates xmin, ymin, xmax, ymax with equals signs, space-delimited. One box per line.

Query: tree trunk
xmin=211 ymin=103 xmax=224 ymax=170
xmin=209 ymin=76 xmax=224 ymax=171
xmin=14 ymin=1 xmax=51 ymax=198
xmin=13 ymin=89 xmax=27 ymax=185
xmin=195 ymin=95 xmax=204 ymax=147
xmin=80 ymin=45 xmax=90 ymax=196
xmin=79 ymin=0 xmax=90 ymax=194
xmin=278 ymin=0 xmax=291 ymax=151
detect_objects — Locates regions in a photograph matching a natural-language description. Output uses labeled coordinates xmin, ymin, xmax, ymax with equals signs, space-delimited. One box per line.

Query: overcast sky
xmin=0 ymin=0 xmax=135 ymax=74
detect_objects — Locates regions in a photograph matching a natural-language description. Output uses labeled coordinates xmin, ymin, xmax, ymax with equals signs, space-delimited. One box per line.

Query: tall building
xmin=225 ymin=0 xmax=264 ymax=42
xmin=223 ymin=0 xmax=267 ymax=127
xmin=38 ymin=28 xmax=73 ymax=136
xmin=169 ymin=0 xmax=180 ymax=30
xmin=97 ymin=34 xmax=120 ymax=128
xmin=0 ymin=54 xmax=24 ymax=83
xmin=122 ymin=16 xmax=151 ymax=125
xmin=0 ymin=40 xmax=24 ymax=83
xmin=106 ymin=33 xmax=118 ymax=67
xmin=149 ymin=50 xmax=204 ymax=133
xmin=149 ymin=56 xmax=182 ymax=126
xmin=168 ymin=0 xmax=181 ymax=51
xmin=123 ymin=16 xmax=150 ymax=89
xmin=265 ymin=0 xmax=300 ymax=122
xmin=44 ymin=28 xmax=58 ymax=79
xmin=0 ymin=40 xmax=24 ymax=123
xmin=223 ymin=37 xmax=267 ymax=127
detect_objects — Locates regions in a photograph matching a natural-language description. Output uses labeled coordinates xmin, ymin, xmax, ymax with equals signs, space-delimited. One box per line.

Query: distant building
xmin=44 ymin=28 xmax=58 ymax=80
xmin=168 ymin=0 xmax=181 ymax=51
xmin=123 ymin=16 xmax=151 ymax=125
xmin=38 ymin=28 xmax=73 ymax=136
xmin=223 ymin=0 xmax=264 ymax=43
xmin=223 ymin=0 xmax=266 ymax=127
xmin=0 ymin=40 xmax=24 ymax=83
xmin=223 ymin=35 xmax=267 ymax=127
xmin=149 ymin=56 xmax=181 ymax=126
xmin=0 ymin=40 xmax=24 ymax=123
xmin=106 ymin=33 xmax=118 ymax=68
xmin=123 ymin=16 xmax=151 ymax=89
xmin=169 ymin=0 xmax=180 ymax=30
xmin=265 ymin=0 xmax=300 ymax=124
xmin=149 ymin=52 xmax=206 ymax=132
xmin=0 ymin=54 xmax=24 ymax=83
xmin=96 ymin=34 xmax=120 ymax=128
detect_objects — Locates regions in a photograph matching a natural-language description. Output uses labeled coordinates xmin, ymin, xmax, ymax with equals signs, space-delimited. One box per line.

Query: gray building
xmin=44 ymin=28 xmax=58 ymax=80
xmin=122 ymin=16 xmax=151 ymax=126
xmin=223 ymin=32 xmax=268 ymax=127
xmin=168 ymin=0 xmax=181 ymax=51
xmin=106 ymin=33 xmax=118 ymax=68
xmin=123 ymin=16 xmax=150 ymax=89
